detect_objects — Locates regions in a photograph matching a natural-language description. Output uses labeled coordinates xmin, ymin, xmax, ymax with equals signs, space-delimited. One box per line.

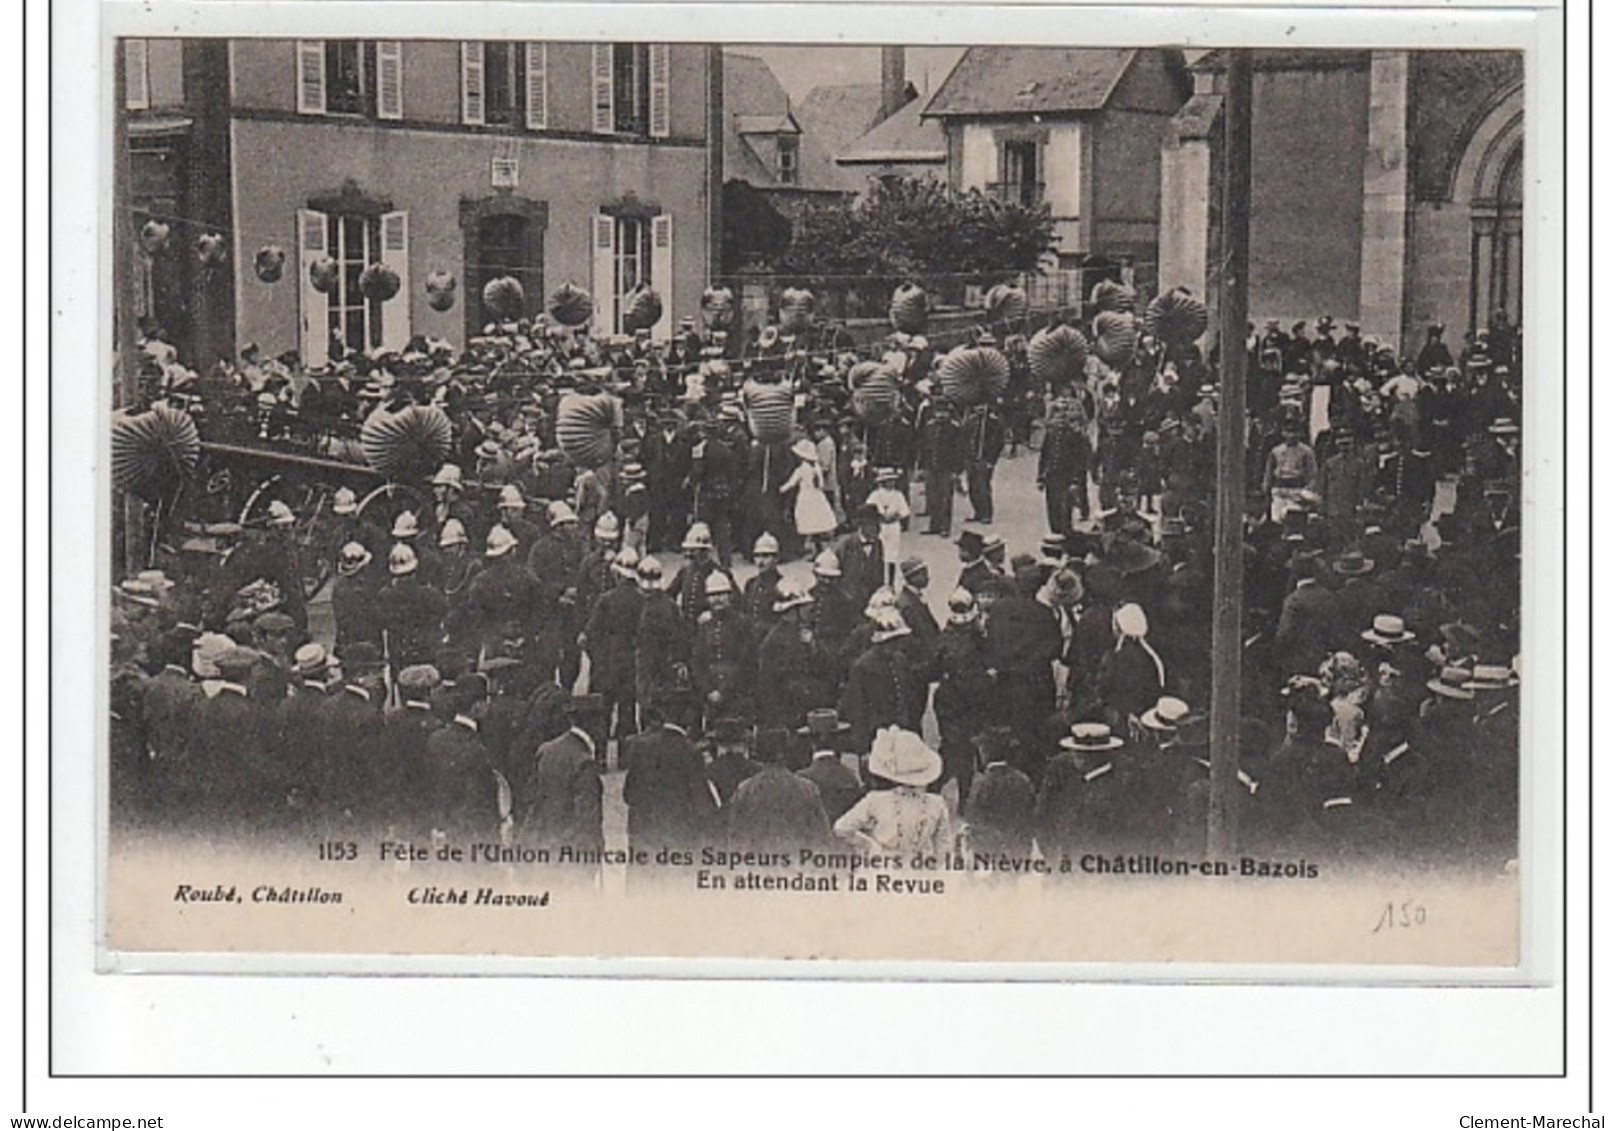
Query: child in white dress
xmin=782 ymin=438 xmax=838 ymax=556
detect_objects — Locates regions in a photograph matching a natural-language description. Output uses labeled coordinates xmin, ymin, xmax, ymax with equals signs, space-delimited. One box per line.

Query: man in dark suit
xmin=725 ymin=727 xmax=832 ymax=854
xmin=421 ymin=681 xmax=507 ymax=846
xmin=621 ymin=691 xmax=718 ymax=864
xmin=795 ymin=709 xmax=863 ymax=822
xmin=963 ymin=726 xmax=1037 ymax=862
xmin=519 ymin=703 xmax=603 ymax=879
xmin=839 ymin=611 xmax=927 ymax=755
xmin=1273 ymin=555 xmax=1341 ymax=677
xmin=831 ymin=506 xmax=887 ymax=611
xmin=954 ymin=530 xmax=996 ymax=598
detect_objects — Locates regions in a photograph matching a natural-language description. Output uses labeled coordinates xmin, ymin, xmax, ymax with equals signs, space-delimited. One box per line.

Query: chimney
xmin=880 ymin=46 xmax=906 ymax=123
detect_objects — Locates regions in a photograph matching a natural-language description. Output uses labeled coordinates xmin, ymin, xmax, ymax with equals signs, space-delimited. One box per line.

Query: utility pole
xmin=1208 ymin=49 xmax=1252 ymax=857
xmin=113 ymin=42 xmax=146 ymax=574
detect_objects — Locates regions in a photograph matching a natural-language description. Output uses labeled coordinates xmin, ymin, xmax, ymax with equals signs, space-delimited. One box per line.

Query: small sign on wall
xmin=491 ymin=155 xmax=519 ymax=189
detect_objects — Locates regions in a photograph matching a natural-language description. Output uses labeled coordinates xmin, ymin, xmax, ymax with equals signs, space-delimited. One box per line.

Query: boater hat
xmin=1426 ymin=666 xmax=1476 ymax=701
xmin=796 ymin=708 xmax=852 ymax=737
xmin=1140 ymin=696 xmax=1191 ymax=732
xmin=1061 ymin=722 xmax=1125 ymax=752
xmin=1362 ymin=614 xmax=1416 ymax=646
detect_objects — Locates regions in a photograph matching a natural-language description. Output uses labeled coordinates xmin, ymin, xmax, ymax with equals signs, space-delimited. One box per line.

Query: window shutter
xmin=379 ymin=211 xmax=411 ymax=351
xmin=461 ymin=41 xmax=485 ymax=125
xmin=524 ymin=42 xmax=548 ymax=130
xmin=592 ymin=214 xmax=617 ymax=332
xmin=591 ymin=44 xmax=614 ymax=134
xmin=376 ymin=41 xmax=404 ymax=120
xmin=123 ymin=40 xmax=150 ymax=110
xmin=297 ymin=209 xmax=330 ymax=367
xmin=648 ymin=44 xmax=671 ymax=139
xmin=296 ymin=40 xmax=326 ymax=114
xmin=650 ymin=214 xmax=674 ymax=339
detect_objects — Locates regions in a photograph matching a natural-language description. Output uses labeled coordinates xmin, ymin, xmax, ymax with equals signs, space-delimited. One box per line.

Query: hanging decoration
xmin=195 ymin=232 xmax=229 ymax=268
xmin=111 ymin=405 xmax=201 ymax=502
xmin=138 ymin=220 xmax=171 ymax=256
xmin=359 ymin=404 xmax=454 ymax=481
xmin=359 ymin=262 xmax=402 ymax=302
xmin=1027 ymin=324 xmax=1090 ymax=385
xmin=308 ymin=255 xmax=340 ymax=295
xmin=425 ymin=270 xmax=457 ymax=312
xmin=546 ymin=281 xmax=593 ymax=327
xmin=700 ymin=285 xmax=736 ymax=330
xmin=888 ymin=283 xmax=930 ymax=335
xmin=779 ymin=287 xmax=815 ymax=334
xmin=253 ymin=245 xmax=286 ymax=284
xmin=621 ymin=284 xmax=664 ymax=333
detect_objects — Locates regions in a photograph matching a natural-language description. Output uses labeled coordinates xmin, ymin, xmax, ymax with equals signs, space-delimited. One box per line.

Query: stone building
xmin=1159 ymin=49 xmax=1524 ymax=354
xmin=120 ymin=37 xmax=723 ymax=367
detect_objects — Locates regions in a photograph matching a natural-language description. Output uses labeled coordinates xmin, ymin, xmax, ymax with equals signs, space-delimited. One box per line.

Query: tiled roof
xmin=837 ymin=97 xmax=946 ymax=164
xmin=922 ymin=47 xmax=1138 ymax=116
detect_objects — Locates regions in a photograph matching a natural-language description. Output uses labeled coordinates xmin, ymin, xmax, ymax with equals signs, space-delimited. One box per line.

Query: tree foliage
xmin=771 ymin=176 xmax=1059 ymax=283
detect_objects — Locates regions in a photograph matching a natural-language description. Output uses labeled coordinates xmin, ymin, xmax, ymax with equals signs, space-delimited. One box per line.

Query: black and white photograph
xmin=95 ymin=26 xmax=1546 ymax=969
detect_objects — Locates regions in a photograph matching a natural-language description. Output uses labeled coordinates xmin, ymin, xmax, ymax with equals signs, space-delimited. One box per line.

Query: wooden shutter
xmin=592 ymin=214 xmax=617 ymax=332
xmin=650 ymin=214 xmax=674 ymax=338
xmin=524 ymin=43 xmax=548 ymax=130
xmin=123 ymin=40 xmax=150 ymax=110
xmin=376 ymin=41 xmax=404 ymax=119
xmin=461 ymin=41 xmax=485 ymax=125
xmin=297 ymin=209 xmax=330 ymax=367
xmin=591 ymin=44 xmax=614 ymax=134
xmin=648 ymin=44 xmax=671 ymax=139
xmin=380 ymin=211 xmax=411 ymax=351
xmin=296 ymin=40 xmax=326 ymax=114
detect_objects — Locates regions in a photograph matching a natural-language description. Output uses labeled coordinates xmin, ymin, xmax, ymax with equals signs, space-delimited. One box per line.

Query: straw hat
xmin=1060 ymin=722 xmax=1124 ymax=752
xmin=791 ymin=438 xmax=818 ymax=462
xmin=1426 ymin=666 xmax=1476 ymax=700
xmin=867 ymin=727 xmax=942 ymax=787
xmin=1139 ymin=696 xmax=1191 ymax=732
xmin=1362 ymin=614 xmax=1416 ymax=646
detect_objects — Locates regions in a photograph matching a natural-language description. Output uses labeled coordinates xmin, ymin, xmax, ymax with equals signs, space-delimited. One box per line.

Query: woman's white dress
xmin=783 ymin=461 xmax=838 ymax=537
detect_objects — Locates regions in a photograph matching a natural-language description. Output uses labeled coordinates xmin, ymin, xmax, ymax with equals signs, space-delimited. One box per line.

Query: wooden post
xmin=1207 ymin=50 xmax=1252 ymax=857
xmin=113 ymin=42 xmax=147 ymax=575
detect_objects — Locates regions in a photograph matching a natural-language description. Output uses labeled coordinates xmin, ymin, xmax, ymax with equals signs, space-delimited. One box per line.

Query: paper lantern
xmin=111 ymin=405 xmax=201 ymax=501
xmin=546 ymin=281 xmax=593 ymax=327
xmin=622 ymin=285 xmax=664 ymax=333
xmin=1142 ymin=287 xmax=1210 ymax=348
xmin=309 ymin=256 xmax=339 ymax=295
xmin=356 ymin=262 xmax=399 ymax=302
xmin=937 ymin=346 xmax=1010 ymax=406
xmin=138 ymin=220 xmax=170 ymax=256
xmin=479 ymin=275 xmax=525 ymax=321
xmin=779 ymin=288 xmax=815 ymax=334
xmin=425 ymin=270 xmax=457 ymax=312
xmin=983 ymin=283 xmax=1028 ymax=327
xmin=555 ymin=391 xmax=622 ymax=469
xmin=195 ymin=233 xmax=228 ymax=267
xmin=359 ymin=404 xmax=454 ymax=481
xmin=700 ymin=286 xmax=736 ymax=330
xmin=1093 ymin=310 xmax=1139 ymax=369
xmin=741 ymin=379 xmax=795 ymax=443
xmin=254 ymin=245 xmax=286 ymax=284
xmin=1089 ymin=279 xmax=1136 ymax=315
xmin=888 ymin=283 xmax=930 ymax=335
xmin=1028 ymin=325 xmax=1090 ymax=385
xmin=848 ymin=364 xmax=900 ymax=425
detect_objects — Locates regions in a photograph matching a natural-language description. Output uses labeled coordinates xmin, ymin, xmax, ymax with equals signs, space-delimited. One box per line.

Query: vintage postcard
xmin=95 ymin=7 xmax=1557 ymax=974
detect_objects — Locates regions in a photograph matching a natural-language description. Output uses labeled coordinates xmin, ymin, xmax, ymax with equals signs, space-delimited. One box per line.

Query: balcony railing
xmin=985 ymin=181 xmax=1046 ymax=206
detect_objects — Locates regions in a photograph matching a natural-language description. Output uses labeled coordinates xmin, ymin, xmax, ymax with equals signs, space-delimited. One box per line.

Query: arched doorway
xmin=1453 ymin=85 xmax=1524 ymax=335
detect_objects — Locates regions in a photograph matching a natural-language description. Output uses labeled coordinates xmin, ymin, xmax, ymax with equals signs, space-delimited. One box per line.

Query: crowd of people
xmin=109 ymin=298 xmax=1524 ymax=874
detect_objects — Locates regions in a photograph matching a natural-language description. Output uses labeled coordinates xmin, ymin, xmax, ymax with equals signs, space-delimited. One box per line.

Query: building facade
xmin=1159 ymin=49 xmax=1524 ymax=354
xmin=922 ymin=48 xmax=1191 ymax=277
xmin=122 ymin=37 xmax=723 ymax=368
